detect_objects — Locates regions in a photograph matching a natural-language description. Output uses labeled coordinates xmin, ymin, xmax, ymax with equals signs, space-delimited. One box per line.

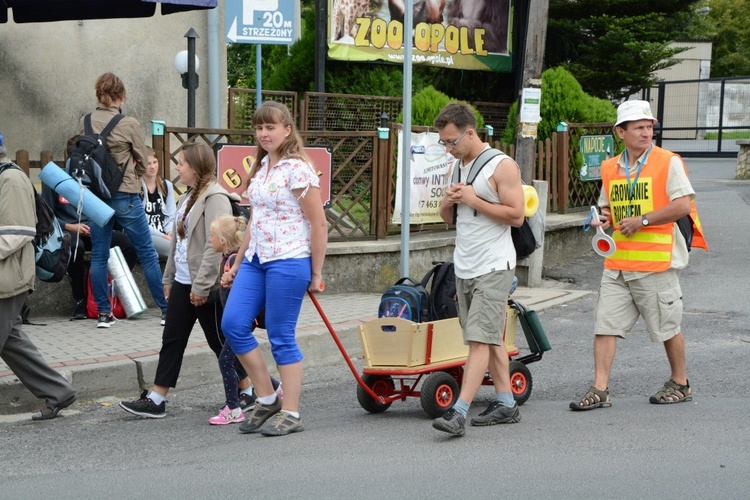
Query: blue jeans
xmin=90 ymin=192 xmax=167 ymax=314
xmin=222 ymin=255 xmax=310 ymax=365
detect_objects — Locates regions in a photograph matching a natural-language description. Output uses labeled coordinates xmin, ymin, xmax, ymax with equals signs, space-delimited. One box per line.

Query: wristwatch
xmin=641 ymin=214 xmax=650 ymax=226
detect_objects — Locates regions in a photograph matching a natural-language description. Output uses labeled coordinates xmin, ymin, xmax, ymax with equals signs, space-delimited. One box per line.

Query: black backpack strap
xmin=83 ymin=113 xmax=124 ymax=139
xmin=100 ymin=114 xmax=125 ymax=139
xmin=83 ymin=114 xmax=94 ymax=136
xmin=0 ymin=161 xmax=21 ymax=175
xmin=419 ymin=263 xmax=439 ymax=290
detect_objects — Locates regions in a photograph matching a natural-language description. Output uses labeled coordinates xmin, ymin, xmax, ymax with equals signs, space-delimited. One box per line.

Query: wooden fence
xmin=12 ymin=121 xmax=614 ymax=240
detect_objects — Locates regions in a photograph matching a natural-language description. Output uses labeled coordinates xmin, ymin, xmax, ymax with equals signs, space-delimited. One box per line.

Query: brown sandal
xmin=570 ymin=386 xmax=611 ymax=411
xmin=649 ymin=379 xmax=692 ymax=404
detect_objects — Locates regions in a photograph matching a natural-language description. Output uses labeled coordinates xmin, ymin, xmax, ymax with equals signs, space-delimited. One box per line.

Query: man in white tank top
xmin=432 ymin=103 xmax=526 ymax=436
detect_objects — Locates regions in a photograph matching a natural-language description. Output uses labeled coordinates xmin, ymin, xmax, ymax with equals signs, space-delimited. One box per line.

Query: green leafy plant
xmin=397 ymin=86 xmax=485 ymax=127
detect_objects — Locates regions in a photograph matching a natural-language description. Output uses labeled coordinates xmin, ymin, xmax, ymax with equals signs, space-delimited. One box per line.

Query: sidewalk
xmin=0 ymin=286 xmax=591 ymax=414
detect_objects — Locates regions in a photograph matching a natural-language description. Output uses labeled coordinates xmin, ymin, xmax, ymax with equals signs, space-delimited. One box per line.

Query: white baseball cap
xmin=615 ymin=100 xmax=658 ymax=127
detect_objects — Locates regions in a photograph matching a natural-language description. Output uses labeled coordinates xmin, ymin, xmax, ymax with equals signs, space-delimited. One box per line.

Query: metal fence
xmin=228 ymin=89 xmax=513 ymax=135
xmin=643 ymin=76 xmax=750 ymax=157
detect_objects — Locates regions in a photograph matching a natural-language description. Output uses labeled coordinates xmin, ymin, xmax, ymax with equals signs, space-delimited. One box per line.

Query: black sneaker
xmin=119 ymin=394 xmax=166 ymax=419
xmin=470 ymin=401 xmax=521 ymax=426
xmin=161 ymin=313 xmax=166 ymax=327
xmin=238 ymin=391 xmax=257 ymax=412
xmin=432 ymin=408 xmax=466 ymax=436
xmin=71 ymin=300 xmax=87 ymax=320
xmin=97 ymin=313 xmax=115 ymax=328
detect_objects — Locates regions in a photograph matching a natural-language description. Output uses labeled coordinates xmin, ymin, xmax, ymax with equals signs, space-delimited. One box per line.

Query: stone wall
xmin=27 ymin=213 xmax=591 ymax=317
xmin=737 ymin=140 xmax=750 ymax=180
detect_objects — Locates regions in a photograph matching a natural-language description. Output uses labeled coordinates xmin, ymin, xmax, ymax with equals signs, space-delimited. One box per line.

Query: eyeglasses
xmin=438 ymin=129 xmax=468 ymax=148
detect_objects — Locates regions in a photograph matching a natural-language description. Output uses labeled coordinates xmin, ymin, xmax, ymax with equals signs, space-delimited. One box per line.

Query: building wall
xmin=0 ymin=9 xmax=227 ymax=160
xmin=651 ymin=41 xmax=712 ymax=139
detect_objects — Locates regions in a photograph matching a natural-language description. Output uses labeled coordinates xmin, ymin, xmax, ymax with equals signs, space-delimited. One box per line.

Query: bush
xmin=397 ymin=86 xmax=485 ymax=127
xmin=501 ymin=67 xmax=616 ymax=143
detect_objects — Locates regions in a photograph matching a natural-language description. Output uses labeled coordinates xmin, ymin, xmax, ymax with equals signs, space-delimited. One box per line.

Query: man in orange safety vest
xmin=570 ymin=100 xmax=707 ymax=412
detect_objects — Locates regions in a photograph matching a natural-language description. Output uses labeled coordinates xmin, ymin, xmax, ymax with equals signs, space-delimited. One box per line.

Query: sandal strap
xmin=577 ymin=385 xmax=609 ymax=406
xmin=585 ymin=385 xmax=609 ymax=402
xmin=652 ymin=379 xmax=691 ymax=402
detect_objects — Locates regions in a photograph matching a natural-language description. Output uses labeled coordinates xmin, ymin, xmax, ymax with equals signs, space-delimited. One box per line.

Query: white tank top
xmin=453 ymin=148 xmax=516 ymax=279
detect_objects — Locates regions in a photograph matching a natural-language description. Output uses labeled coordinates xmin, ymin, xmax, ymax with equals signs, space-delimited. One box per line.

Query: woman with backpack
xmin=83 ymin=72 xmax=168 ymax=328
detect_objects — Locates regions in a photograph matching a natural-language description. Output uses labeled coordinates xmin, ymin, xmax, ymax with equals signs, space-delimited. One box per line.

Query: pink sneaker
xmin=209 ymin=406 xmax=245 ymax=425
xmin=276 ymin=381 xmax=284 ymax=400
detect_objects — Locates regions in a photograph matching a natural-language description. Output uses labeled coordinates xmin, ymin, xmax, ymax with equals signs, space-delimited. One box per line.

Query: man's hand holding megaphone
xmin=590 ymin=206 xmax=616 ymax=258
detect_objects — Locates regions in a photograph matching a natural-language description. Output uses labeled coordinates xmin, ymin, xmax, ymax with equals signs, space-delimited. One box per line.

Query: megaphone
xmin=522 ymin=185 xmax=539 ymax=217
xmin=589 ymin=206 xmax=616 ymax=258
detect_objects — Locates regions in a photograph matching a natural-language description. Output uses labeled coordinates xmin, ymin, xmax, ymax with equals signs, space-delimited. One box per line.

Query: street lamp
xmin=174 ymin=28 xmax=200 ymax=128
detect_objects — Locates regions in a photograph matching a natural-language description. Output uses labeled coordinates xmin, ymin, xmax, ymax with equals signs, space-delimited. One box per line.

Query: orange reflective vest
xmin=601 ymin=146 xmax=707 ymax=272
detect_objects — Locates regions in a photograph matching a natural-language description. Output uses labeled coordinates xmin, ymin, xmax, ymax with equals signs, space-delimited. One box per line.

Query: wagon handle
xmin=307 ymin=291 xmax=385 ymax=404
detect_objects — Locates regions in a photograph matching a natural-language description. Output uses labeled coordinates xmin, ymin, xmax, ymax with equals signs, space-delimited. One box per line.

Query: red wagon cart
xmin=308 ymin=292 xmax=551 ymax=418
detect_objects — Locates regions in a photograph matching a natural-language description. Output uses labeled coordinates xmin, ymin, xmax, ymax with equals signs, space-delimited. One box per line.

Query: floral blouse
xmin=245 ymin=155 xmax=319 ymax=263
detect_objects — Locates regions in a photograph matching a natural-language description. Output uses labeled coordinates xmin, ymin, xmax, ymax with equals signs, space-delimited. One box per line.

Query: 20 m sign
xmin=226 ymin=0 xmax=297 ymax=44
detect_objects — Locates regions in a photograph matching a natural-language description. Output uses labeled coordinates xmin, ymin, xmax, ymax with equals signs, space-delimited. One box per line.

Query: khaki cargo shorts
xmin=456 ymin=269 xmax=514 ymax=345
xmin=594 ymin=269 xmax=683 ymax=342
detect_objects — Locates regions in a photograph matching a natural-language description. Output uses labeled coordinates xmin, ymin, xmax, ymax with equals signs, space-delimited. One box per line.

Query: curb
xmin=0 ymin=323 xmax=364 ymax=414
xmin=1 ymin=287 xmax=592 ymax=415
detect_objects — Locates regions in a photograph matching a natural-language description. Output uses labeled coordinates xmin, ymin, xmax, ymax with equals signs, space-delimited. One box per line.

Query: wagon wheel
xmin=509 ymin=360 xmax=533 ymax=406
xmin=357 ymin=374 xmax=395 ymax=414
xmin=420 ymin=371 xmax=459 ymax=418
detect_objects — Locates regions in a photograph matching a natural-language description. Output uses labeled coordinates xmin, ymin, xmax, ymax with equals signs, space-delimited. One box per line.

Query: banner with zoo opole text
xmin=214 ymin=144 xmax=332 ymax=207
xmin=393 ymin=131 xmax=455 ymax=224
xmin=328 ymin=0 xmax=513 ymax=72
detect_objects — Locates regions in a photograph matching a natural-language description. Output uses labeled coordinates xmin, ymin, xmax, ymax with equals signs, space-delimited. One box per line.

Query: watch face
xmin=642 ymin=216 xmax=649 ymax=226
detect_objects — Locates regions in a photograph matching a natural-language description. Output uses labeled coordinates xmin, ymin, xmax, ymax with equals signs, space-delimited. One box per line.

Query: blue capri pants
xmin=222 ymin=254 xmax=310 ymax=365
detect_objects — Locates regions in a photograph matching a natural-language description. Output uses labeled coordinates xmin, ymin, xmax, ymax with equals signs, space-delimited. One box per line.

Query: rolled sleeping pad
xmin=522 ymin=184 xmax=539 ymax=217
xmin=39 ymin=162 xmax=115 ymax=228
xmin=108 ymin=246 xmax=147 ymax=318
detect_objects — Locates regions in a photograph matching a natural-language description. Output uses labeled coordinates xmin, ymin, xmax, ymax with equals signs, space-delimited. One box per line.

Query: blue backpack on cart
xmin=378 ymin=277 xmax=430 ymax=322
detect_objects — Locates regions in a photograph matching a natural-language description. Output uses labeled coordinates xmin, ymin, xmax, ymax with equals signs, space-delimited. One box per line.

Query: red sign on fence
xmin=215 ymin=143 xmax=332 ymax=207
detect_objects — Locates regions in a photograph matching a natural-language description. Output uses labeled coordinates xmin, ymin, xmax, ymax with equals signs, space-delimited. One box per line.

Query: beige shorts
xmin=594 ymin=269 xmax=683 ymax=342
xmin=456 ymin=270 xmax=514 ymax=345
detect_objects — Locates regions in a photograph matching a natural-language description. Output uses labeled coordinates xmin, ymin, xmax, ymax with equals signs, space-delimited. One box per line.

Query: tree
xmin=546 ymin=0 xmax=701 ymax=101
xmin=703 ymin=0 xmax=750 ymax=77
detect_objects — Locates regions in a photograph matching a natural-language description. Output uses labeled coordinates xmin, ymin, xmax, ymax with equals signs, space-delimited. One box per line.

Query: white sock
xmin=148 ymin=391 xmax=165 ymax=405
xmin=240 ymin=388 xmax=253 ymax=396
xmin=256 ymin=393 xmax=277 ymax=405
xmin=282 ymin=409 xmax=300 ymax=419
